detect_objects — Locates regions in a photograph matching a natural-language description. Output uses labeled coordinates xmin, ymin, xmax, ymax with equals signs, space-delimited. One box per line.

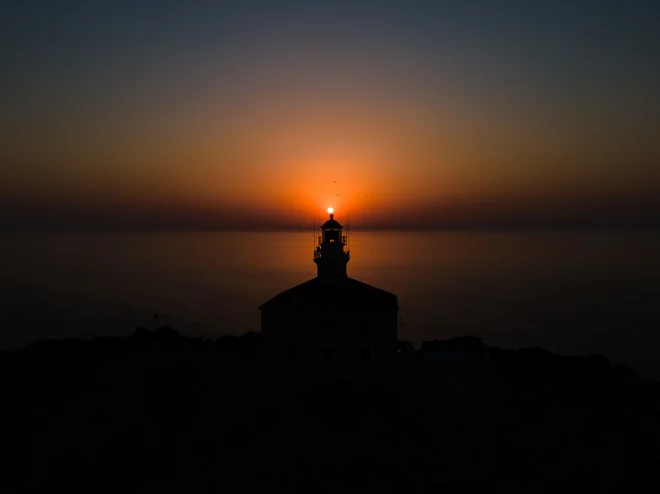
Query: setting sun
xmin=327 ymin=207 xmax=334 ymax=214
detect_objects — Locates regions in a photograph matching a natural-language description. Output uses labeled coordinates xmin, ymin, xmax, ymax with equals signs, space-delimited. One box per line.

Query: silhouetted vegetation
xmin=1 ymin=328 xmax=659 ymax=492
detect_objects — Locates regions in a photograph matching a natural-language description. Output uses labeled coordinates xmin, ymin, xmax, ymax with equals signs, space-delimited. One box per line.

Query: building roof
xmin=259 ymin=277 xmax=398 ymax=311
xmin=321 ymin=216 xmax=342 ymax=229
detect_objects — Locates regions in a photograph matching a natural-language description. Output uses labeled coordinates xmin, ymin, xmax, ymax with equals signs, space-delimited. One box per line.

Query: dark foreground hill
xmin=1 ymin=328 xmax=659 ymax=493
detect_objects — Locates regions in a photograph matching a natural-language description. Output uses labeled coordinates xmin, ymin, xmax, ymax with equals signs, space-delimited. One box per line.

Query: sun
xmin=327 ymin=207 xmax=334 ymax=214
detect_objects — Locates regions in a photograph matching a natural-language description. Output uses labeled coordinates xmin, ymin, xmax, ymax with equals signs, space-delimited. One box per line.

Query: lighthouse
xmin=314 ymin=208 xmax=350 ymax=281
xmin=259 ymin=208 xmax=399 ymax=378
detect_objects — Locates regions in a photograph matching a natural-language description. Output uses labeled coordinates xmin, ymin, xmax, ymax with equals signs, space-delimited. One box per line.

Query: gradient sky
xmin=1 ymin=0 xmax=659 ymax=230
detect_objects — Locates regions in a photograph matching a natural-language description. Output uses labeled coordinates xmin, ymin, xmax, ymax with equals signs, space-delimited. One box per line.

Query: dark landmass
xmin=1 ymin=329 xmax=659 ymax=492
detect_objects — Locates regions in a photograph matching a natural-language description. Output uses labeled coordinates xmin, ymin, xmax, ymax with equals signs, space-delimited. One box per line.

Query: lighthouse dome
xmin=321 ymin=214 xmax=342 ymax=229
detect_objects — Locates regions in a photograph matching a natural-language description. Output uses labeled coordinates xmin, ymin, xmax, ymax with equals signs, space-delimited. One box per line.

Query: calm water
xmin=2 ymin=231 xmax=660 ymax=376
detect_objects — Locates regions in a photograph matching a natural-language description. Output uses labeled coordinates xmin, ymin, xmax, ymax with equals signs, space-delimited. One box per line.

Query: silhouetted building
xmin=259 ymin=212 xmax=398 ymax=377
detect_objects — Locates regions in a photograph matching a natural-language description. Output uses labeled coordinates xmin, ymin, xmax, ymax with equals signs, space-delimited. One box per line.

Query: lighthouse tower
xmin=259 ymin=207 xmax=398 ymax=379
xmin=314 ymin=209 xmax=349 ymax=281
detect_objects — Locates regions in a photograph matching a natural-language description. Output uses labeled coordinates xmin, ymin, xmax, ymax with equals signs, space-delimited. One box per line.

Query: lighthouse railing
xmin=313 ymin=247 xmax=350 ymax=261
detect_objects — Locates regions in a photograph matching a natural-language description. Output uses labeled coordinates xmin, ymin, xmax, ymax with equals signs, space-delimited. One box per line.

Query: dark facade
xmin=259 ymin=213 xmax=398 ymax=376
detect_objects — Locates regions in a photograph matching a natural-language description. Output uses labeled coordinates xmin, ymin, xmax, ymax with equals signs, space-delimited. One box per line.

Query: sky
xmin=1 ymin=0 xmax=659 ymax=230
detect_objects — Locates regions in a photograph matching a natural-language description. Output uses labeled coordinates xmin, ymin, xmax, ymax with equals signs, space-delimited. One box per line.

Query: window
xmin=320 ymin=316 xmax=336 ymax=332
xmin=361 ymin=347 xmax=372 ymax=364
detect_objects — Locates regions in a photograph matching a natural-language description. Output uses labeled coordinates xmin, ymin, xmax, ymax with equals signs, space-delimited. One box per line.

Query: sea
xmin=2 ymin=230 xmax=660 ymax=378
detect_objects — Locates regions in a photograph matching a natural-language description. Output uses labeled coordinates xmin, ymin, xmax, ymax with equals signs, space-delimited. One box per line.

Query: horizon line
xmin=3 ymin=224 xmax=660 ymax=234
